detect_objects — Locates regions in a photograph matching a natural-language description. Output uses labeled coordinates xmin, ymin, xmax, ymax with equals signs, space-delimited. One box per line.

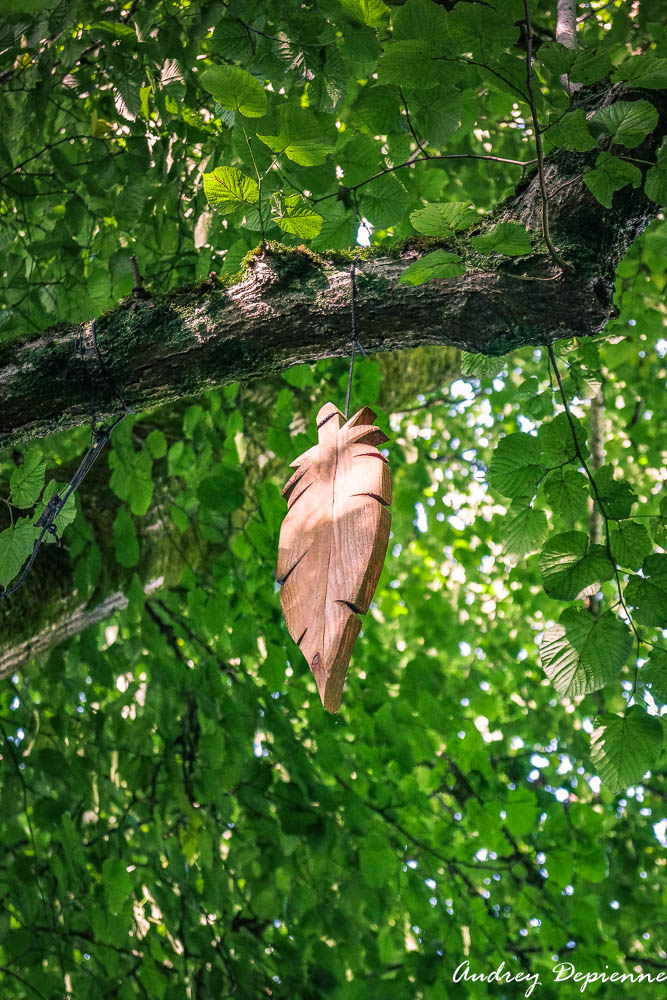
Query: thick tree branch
xmin=0 ymin=104 xmax=663 ymax=447
xmin=557 ymin=0 xmax=579 ymax=50
xmin=556 ymin=1 xmax=582 ymax=101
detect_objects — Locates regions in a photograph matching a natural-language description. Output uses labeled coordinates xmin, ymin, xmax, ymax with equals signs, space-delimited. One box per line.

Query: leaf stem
xmin=243 ymin=128 xmax=266 ymax=248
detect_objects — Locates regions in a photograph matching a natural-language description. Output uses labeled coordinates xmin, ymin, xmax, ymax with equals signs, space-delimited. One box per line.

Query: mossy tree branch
xmin=0 ymin=109 xmax=663 ymax=449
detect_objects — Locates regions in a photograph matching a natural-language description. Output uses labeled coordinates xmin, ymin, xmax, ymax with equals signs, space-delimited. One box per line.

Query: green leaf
xmin=102 ymin=857 xmax=133 ymax=915
xmin=274 ymin=196 xmax=323 ymax=239
xmin=460 ymin=352 xmax=507 ymax=379
xmin=359 ymin=834 xmax=396 ymax=888
xmin=610 ymin=521 xmax=653 ymax=571
xmin=257 ymin=107 xmax=335 ymax=165
xmin=146 ymin=429 xmax=167 ymax=459
xmin=340 ymin=0 xmax=389 ymax=27
xmin=200 ymin=64 xmax=267 ymax=118
xmin=624 ymin=554 xmax=667 ymax=628
xmin=378 ymin=41 xmax=450 ymax=89
xmin=10 ymin=448 xmax=45 ymax=507
xmin=538 ymin=42 xmax=575 ymax=77
xmin=448 ymin=4 xmax=520 ymax=60
xmin=569 ymin=49 xmax=611 ymax=85
xmin=539 ymin=531 xmax=615 ymax=601
xmin=641 ymin=649 xmax=667 ymax=706
xmin=539 ymin=412 xmax=588 ymax=467
xmin=310 ymin=201 xmax=357 ymax=251
xmin=203 ymin=167 xmax=259 ymax=214
xmin=593 ymin=100 xmax=658 ymax=150
xmin=349 ymin=358 xmax=382 ymax=405
xmin=282 ymin=365 xmax=314 ymax=389
xmin=543 ymin=470 xmax=589 ymax=521
xmin=650 ymin=495 xmax=667 ymax=548
xmin=198 ymin=466 xmax=245 ymax=514
xmin=577 ymin=844 xmax=608 ymax=882
xmin=413 ymin=94 xmax=462 ymax=148
xmin=392 ymin=0 xmax=448 ymax=43
xmin=113 ymin=507 xmax=139 ymax=568
xmin=546 ymin=848 xmax=573 ymax=891
xmin=612 ymin=54 xmax=667 ymax=90
xmin=540 ymin=609 xmax=632 ymax=698
xmin=486 ymin=433 xmax=545 ymax=500
xmin=471 ymin=223 xmax=531 ymax=257
xmin=108 ymin=447 xmax=154 ymax=517
xmin=398 ymin=250 xmax=465 ymax=287
xmin=584 ymin=152 xmax=642 ymax=209
xmin=410 ymin=202 xmax=477 ymax=236
xmin=499 ymin=504 xmax=549 ymax=559
xmin=592 ymin=465 xmax=637 ymax=519
xmin=645 ymin=139 xmax=667 ymax=206
xmin=138 ymin=959 xmax=166 ymax=1000
xmin=591 ymin=707 xmax=663 ymax=793
xmin=547 ymin=110 xmax=598 ymax=153
xmin=337 ymin=133 xmax=379 ymax=186
xmin=361 ymin=172 xmax=411 ymax=229
xmin=0 ymin=518 xmax=39 ymax=588
xmin=504 ymin=788 xmax=538 ymax=839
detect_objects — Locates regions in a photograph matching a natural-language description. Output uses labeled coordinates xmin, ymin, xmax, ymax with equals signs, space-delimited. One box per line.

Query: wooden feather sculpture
xmin=276 ymin=402 xmax=391 ymax=712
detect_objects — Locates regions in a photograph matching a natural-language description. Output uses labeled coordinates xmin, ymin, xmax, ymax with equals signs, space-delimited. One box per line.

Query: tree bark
xmin=557 ymin=0 xmax=578 ymax=51
xmin=1 ymin=91 xmax=663 ymax=448
xmin=0 ymin=590 xmax=129 ymax=679
xmin=556 ymin=0 xmax=581 ymax=100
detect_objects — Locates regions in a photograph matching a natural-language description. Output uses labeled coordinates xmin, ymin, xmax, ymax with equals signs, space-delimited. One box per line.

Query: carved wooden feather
xmin=276 ymin=402 xmax=391 ymax=712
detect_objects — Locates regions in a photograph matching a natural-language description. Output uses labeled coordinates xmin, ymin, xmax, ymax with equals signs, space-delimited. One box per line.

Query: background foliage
xmin=0 ymin=0 xmax=666 ymax=997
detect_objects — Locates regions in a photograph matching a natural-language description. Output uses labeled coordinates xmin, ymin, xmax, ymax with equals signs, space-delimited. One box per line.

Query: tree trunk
xmin=1 ymin=98 xmax=662 ymax=448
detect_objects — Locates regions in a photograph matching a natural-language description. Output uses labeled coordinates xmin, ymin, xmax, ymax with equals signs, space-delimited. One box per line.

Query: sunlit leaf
xmin=591 ymin=707 xmax=663 ymax=793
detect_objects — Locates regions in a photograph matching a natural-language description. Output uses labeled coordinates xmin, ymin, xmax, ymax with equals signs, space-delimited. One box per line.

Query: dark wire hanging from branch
xmin=1 ymin=320 xmax=133 ymax=600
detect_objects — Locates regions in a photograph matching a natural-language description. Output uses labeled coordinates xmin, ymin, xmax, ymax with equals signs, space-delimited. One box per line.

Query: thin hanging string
xmin=344 ymin=257 xmax=366 ymax=419
xmin=1 ymin=320 xmax=132 ymax=600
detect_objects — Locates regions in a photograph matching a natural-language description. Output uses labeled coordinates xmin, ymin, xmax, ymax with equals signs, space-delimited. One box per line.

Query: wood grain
xmin=276 ymin=403 xmax=392 ymax=712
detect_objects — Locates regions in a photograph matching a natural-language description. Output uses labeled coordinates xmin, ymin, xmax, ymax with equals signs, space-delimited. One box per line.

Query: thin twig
xmin=547 ymin=345 xmax=642 ymax=658
xmin=312 ymin=152 xmax=537 ymax=204
xmin=130 ymin=254 xmax=145 ymax=295
xmin=522 ymin=0 xmax=572 ymax=273
xmin=243 ymin=129 xmax=266 ymax=247
xmin=556 ymin=0 xmax=580 ymax=96
xmin=399 ymin=87 xmax=430 ymax=158
xmin=577 ymin=0 xmax=623 ymax=22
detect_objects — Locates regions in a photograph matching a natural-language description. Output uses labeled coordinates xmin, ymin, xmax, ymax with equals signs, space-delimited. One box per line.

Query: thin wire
xmin=1 ymin=322 xmax=132 ymax=600
xmin=344 ymin=257 xmax=366 ymax=419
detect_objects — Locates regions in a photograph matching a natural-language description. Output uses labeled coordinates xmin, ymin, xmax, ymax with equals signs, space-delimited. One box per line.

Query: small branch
xmin=522 ymin=0 xmax=572 ymax=272
xmin=130 ymin=254 xmax=145 ymax=295
xmin=626 ymin=955 xmax=667 ymax=971
xmin=312 ymin=151 xmax=537 ymax=203
xmin=0 ymin=134 xmax=112 ymax=183
xmin=587 ymin=387 xmax=606 ymax=544
xmin=587 ymin=386 xmax=606 ymax=616
xmin=577 ymin=0 xmax=620 ymax=23
xmin=556 ymin=0 xmax=581 ymax=97
xmin=243 ymin=130 xmax=266 ymax=248
xmin=398 ymin=87 xmax=430 ymax=158
xmin=557 ymin=0 xmax=578 ymax=49
xmin=547 ymin=345 xmax=642 ymax=650
xmin=556 ymin=0 xmax=581 ymax=95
